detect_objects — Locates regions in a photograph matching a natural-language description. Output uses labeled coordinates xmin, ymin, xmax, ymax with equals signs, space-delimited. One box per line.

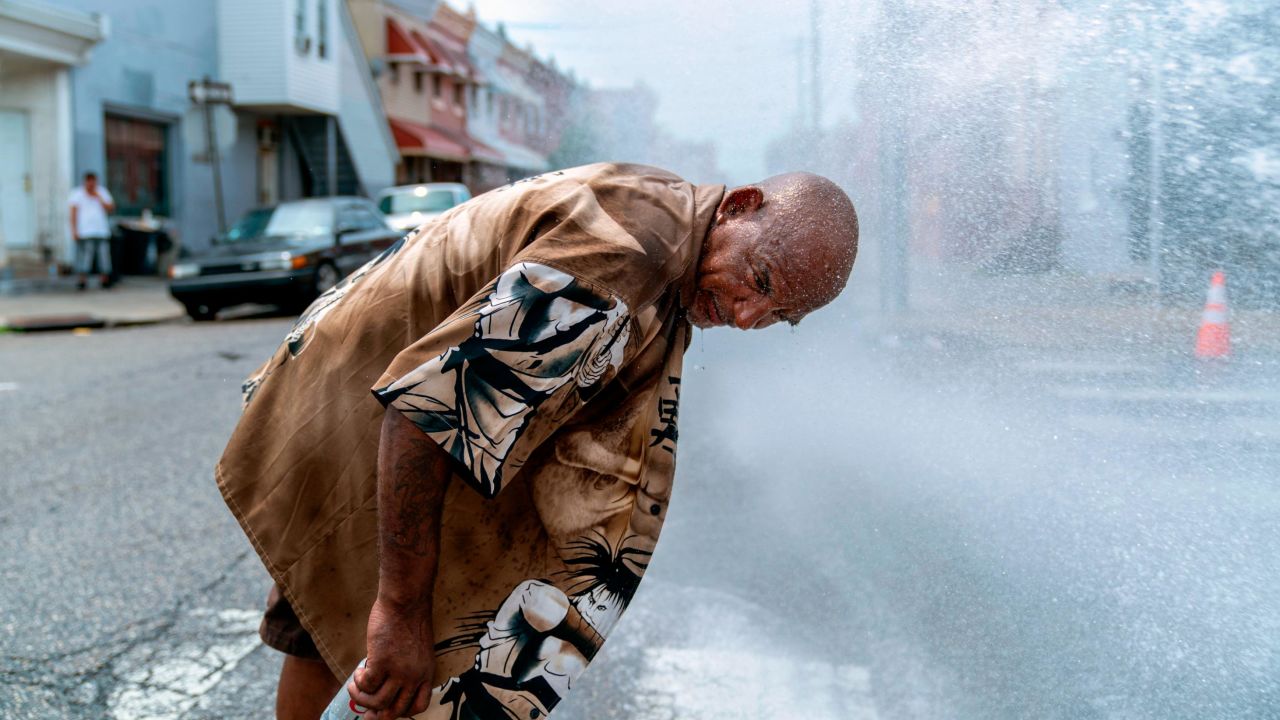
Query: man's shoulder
xmin=558 ymin=162 xmax=690 ymax=192
xmin=68 ymin=187 xmax=86 ymax=202
xmin=508 ymin=164 xmax=719 ymax=312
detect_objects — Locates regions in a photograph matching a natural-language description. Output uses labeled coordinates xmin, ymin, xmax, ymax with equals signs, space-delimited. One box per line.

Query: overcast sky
xmin=469 ymin=0 xmax=860 ymax=183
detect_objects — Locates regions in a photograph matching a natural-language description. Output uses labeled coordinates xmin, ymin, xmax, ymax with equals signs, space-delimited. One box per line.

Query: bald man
xmin=215 ymin=163 xmax=857 ymax=720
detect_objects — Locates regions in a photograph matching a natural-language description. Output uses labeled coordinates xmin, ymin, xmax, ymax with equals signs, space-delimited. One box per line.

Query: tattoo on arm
xmin=376 ymin=407 xmax=452 ymax=609
xmin=386 ymin=448 xmax=438 ymax=555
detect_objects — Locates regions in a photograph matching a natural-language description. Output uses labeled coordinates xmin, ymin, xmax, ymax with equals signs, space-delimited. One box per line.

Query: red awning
xmin=385 ymin=18 xmax=432 ymax=65
xmin=422 ymin=25 xmax=473 ymax=80
xmin=409 ymin=29 xmax=451 ymax=71
xmin=389 ymin=118 xmax=470 ymax=162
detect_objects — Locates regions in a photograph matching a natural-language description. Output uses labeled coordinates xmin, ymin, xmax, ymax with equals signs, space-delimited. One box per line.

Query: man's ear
xmin=717 ymin=186 xmax=764 ymax=222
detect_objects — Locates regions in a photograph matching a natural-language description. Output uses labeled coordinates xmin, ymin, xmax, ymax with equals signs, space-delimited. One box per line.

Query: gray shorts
xmin=75 ymin=235 xmax=112 ymax=276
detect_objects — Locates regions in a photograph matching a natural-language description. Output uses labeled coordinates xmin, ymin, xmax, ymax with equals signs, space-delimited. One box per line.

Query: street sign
xmin=188 ymin=78 xmax=233 ymax=105
xmin=182 ymin=105 xmax=238 ymax=158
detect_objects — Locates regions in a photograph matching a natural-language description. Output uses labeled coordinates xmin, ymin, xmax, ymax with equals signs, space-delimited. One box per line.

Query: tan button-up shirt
xmin=216 ymin=163 xmax=723 ymax=715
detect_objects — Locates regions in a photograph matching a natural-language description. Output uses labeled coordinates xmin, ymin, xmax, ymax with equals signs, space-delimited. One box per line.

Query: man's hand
xmin=353 ymin=406 xmax=454 ymax=719
xmin=348 ymin=596 xmax=435 ymax=719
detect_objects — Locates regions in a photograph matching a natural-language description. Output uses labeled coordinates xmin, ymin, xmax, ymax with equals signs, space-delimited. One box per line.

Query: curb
xmin=0 ymin=312 xmax=184 ymax=334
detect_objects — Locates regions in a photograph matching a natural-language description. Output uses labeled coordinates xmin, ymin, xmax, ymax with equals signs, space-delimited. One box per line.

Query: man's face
xmin=84 ymin=176 xmax=98 ymax=193
xmin=687 ymin=192 xmax=807 ymax=330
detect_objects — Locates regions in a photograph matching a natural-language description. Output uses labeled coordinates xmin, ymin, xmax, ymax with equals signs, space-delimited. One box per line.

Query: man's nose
xmin=733 ymin=298 xmax=776 ymax=330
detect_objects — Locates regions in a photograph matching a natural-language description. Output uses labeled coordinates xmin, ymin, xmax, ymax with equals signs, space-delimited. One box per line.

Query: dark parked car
xmin=168 ymin=197 xmax=401 ymax=320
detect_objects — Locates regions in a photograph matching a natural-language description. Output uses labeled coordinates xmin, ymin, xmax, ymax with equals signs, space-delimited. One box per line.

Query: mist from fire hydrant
xmin=483 ymin=1 xmax=1280 ymax=717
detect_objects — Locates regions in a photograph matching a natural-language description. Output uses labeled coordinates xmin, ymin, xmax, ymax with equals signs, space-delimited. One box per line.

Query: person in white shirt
xmin=68 ymin=171 xmax=116 ymax=290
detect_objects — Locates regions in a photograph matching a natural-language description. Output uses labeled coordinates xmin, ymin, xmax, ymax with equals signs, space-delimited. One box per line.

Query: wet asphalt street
xmin=2 ymin=296 xmax=1279 ymax=719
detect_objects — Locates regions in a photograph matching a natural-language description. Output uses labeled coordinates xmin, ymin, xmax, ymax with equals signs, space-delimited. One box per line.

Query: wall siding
xmin=218 ymin=0 xmax=289 ymax=108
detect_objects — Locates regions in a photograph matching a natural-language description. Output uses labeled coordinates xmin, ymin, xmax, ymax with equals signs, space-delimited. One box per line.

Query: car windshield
xmin=222 ymin=202 xmax=332 ymax=242
xmin=377 ymin=189 xmax=459 ymax=215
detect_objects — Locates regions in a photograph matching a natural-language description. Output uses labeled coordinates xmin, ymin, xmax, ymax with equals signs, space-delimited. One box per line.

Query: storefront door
xmin=0 ymin=109 xmax=35 ymax=248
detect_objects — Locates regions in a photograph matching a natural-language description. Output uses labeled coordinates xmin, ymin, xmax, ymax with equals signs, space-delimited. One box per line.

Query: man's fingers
xmin=349 ymin=677 xmax=401 ymax=713
xmin=409 ymin=681 xmax=433 ymax=715
xmin=396 ymin=678 xmax=437 ymax=720
xmin=384 ymin=684 xmax=418 ymax=720
xmin=355 ymin=664 xmax=388 ymax=693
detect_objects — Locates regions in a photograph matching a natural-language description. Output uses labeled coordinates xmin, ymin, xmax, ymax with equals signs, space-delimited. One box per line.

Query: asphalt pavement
xmin=2 ymin=292 xmax=1279 ymax=719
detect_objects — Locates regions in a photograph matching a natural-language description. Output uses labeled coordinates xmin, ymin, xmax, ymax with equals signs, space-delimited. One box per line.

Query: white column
xmin=55 ymin=66 xmax=73 ymax=266
xmin=0 ymin=55 xmax=8 ymax=274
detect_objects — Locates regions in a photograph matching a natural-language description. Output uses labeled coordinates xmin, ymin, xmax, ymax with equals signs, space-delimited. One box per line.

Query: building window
xmin=432 ymin=75 xmax=442 ymax=99
xmin=414 ymin=71 xmax=424 ymax=93
xmin=316 ymin=0 xmax=328 ymax=59
xmin=453 ymin=83 xmax=464 ymax=107
xmin=105 ymin=114 xmax=169 ymax=216
xmin=294 ymin=0 xmax=309 ymax=54
xmin=389 ymin=62 xmax=400 ymax=85
xmin=486 ymin=90 xmax=494 ymax=118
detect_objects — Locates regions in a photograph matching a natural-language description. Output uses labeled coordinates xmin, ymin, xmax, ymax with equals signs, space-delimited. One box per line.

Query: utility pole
xmin=795 ymin=36 xmax=807 ymax=130
xmin=1146 ymin=21 xmax=1165 ymax=305
xmin=810 ymin=0 xmax=822 ymax=131
xmin=879 ymin=0 xmax=910 ymax=314
xmin=188 ymin=77 xmax=233 ymax=233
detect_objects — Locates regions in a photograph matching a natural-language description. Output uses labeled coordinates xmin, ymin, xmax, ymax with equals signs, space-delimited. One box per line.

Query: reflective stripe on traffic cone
xmin=1194 ymin=270 xmax=1230 ymax=359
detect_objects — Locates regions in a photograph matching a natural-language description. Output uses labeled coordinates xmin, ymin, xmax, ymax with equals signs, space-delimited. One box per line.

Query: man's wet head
xmin=687 ymin=172 xmax=858 ymax=329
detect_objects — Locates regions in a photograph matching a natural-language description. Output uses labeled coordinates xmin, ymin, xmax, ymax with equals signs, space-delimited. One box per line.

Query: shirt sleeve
xmin=101 ymin=188 xmax=115 ymax=206
xmin=372 ymin=261 xmax=632 ymax=499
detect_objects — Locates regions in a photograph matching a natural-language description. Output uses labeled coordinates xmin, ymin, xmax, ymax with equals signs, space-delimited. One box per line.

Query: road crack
xmin=0 ymin=549 xmax=258 ymax=717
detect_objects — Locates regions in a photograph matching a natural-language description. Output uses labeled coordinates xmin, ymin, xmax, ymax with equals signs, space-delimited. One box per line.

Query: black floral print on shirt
xmin=375 ymin=263 xmax=631 ymax=498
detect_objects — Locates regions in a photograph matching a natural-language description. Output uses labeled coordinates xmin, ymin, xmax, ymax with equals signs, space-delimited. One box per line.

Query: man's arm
xmin=348 ymin=406 xmax=452 ymax=720
xmin=69 ymin=204 xmax=78 ymax=241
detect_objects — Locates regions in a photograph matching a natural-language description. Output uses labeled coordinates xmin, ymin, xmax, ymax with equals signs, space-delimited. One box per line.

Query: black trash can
xmin=113 ymin=226 xmax=172 ymax=277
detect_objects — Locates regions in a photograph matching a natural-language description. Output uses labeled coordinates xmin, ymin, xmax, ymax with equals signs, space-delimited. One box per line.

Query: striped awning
xmin=389 ymin=118 xmax=469 ymax=162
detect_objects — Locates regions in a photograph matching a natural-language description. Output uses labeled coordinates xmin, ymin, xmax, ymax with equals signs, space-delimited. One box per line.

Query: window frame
xmin=316 ymin=0 xmax=329 ymax=59
xmin=294 ymin=0 xmax=309 ymax=55
xmin=103 ymin=112 xmax=171 ymax=217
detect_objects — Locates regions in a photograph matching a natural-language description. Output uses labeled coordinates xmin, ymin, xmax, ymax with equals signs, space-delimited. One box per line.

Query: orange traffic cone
xmin=1194 ymin=270 xmax=1230 ymax=359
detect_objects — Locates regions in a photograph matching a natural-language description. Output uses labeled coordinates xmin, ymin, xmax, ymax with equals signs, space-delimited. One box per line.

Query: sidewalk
xmin=0 ymin=276 xmax=185 ymax=332
xmin=867 ymin=263 xmax=1280 ymax=361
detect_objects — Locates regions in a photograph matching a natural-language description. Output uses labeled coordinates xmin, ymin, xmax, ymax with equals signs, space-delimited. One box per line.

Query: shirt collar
xmin=676 ymin=183 xmax=725 ymax=311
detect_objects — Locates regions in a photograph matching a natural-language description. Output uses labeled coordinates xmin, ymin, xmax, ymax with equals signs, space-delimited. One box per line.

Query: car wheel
xmin=314 ymin=262 xmax=341 ymax=297
xmin=185 ymin=303 xmax=218 ymax=322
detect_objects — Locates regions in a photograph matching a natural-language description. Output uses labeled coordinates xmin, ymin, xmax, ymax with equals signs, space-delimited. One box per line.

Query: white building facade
xmin=218 ymin=0 xmax=397 ymax=203
xmin=0 ymin=0 xmax=104 ymax=274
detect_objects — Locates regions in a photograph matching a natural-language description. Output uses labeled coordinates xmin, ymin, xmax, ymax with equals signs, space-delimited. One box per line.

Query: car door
xmin=335 ymin=202 xmax=393 ymax=272
xmin=334 ymin=202 xmax=372 ymax=275
xmin=353 ymin=200 xmax=402 ymax=252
